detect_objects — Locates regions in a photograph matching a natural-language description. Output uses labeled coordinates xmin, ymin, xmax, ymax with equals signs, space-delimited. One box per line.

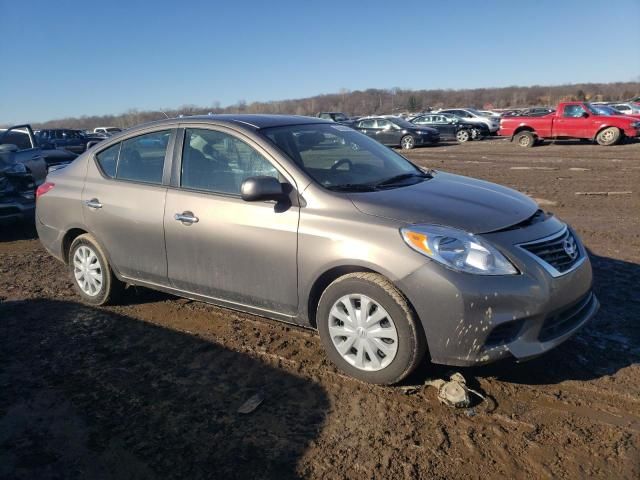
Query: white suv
xmin=438 ymin=108 xmax=500 ymax=133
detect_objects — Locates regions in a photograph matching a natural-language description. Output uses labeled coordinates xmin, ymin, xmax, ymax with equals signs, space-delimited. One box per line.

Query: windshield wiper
xmin=326 ymin=183 xmax=378 ymax=192
xmin=375 ymin=171 xmax=431 ymax=188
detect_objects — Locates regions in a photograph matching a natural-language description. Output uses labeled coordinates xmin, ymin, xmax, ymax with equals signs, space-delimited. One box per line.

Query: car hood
xmin=348 ymin=171 xmax=538 ymax=234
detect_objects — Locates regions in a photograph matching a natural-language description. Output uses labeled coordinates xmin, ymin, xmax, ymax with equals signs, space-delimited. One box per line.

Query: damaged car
xmin=36 ymin=115 xmax=599 ymax=384
xmin=0 ymin=125 xmax=76 ymax=223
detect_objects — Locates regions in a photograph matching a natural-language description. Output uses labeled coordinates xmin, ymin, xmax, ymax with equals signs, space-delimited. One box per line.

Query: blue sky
xmin=1 ymin=0 xmax=639 ymax=124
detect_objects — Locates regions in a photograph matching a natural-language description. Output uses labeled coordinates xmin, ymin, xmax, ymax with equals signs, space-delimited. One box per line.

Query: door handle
xmin=174 ymin=211 xmax=199 ymax=224
xmin=84 ymin=198 xmax=103 ymax=209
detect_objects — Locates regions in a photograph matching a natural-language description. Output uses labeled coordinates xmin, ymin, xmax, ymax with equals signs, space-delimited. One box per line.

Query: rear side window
xmin=95 ymin=143 xmax=120 ymax=177
xmin=94 ymin=130 xmax=170 ymax=183
xmin=116 ymin=130 xmax=170 ymax=184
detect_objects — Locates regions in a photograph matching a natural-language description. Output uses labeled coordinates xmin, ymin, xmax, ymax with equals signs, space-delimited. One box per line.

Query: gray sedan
xmin=36 ymin=115 xmax=598 ymax=384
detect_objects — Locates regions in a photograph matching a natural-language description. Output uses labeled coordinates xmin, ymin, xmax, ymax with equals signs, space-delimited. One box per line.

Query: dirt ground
xmin=1 ymin=138 xmax=639 ymax=479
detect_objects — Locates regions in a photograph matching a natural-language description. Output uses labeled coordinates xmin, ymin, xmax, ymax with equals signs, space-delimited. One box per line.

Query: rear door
xmin=82 ymin=128 xmax=175 ymax=284
xmin=163 ymin=126 xmax=299 ymax=315
xmin=374 ymin=119 xmax=398 ymax=145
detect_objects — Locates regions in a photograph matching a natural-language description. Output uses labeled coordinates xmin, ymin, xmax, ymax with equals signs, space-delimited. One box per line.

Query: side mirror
xmin=86 ymin=140 xmax=102 ymax=149
xmin=581 ymin=112 xmax=589 ymax=118
xmin=240 ymin=176 xmax=284 ymax=202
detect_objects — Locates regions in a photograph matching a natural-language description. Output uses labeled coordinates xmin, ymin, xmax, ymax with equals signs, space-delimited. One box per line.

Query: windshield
xmin=106 ymin=128 xmax=122 ymax=133
xmin=466 ymin=108 xmax=483 ymax=116
xmin=333 ymin=114 xmax=348 ymax=122
xmin=260 ymin=123 xmax=424 ymax=190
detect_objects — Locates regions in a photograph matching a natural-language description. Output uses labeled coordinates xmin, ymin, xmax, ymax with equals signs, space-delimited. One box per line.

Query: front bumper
xmin=397 ymin=217 xmax=599 ymax=366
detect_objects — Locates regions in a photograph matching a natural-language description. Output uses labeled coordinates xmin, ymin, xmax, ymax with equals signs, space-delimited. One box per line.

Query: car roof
xmin=129 ymin=114 xmax=330 ymax=132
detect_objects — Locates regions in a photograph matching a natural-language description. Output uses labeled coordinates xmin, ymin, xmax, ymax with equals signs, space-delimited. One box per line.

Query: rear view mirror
xmin=241 ymin=176 xmax=285 ymax=202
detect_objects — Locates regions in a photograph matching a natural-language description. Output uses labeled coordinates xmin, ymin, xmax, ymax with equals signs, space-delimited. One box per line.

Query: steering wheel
xmin=330 ymin=158 xmax=353 ymax=172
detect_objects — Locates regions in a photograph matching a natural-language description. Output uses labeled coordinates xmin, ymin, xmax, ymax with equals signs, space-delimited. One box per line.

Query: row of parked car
xmin=318 ymin=98 xmax=640 ymax=149
xmin=318 ymin=108 xmax=500 ymax=150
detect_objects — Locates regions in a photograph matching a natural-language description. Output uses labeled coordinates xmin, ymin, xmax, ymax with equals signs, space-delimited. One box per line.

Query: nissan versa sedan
xmin=36 ymin=115 xmax=599 ymax=385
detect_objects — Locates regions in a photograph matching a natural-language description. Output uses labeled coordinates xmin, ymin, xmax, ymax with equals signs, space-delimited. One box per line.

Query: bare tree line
xmin=29 ymin=81 xmax=640 ymax=130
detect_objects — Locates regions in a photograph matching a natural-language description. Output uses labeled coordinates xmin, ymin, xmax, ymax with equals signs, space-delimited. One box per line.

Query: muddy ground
xmin=1 ymin=138 xmax=639 ymax=479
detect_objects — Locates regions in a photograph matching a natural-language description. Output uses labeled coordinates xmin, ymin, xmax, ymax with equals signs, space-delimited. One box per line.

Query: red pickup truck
xmin=499 ymin=102 xmax=640 ymax=147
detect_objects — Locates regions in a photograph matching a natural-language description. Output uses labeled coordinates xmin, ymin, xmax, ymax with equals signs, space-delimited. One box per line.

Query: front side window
xmin=261 ymin=124 xmax=423 ymax=190
xmin=563 ymin=105 xmax=587 ymax=118
xmin=181 ymin=128 xmax=279 ymax=195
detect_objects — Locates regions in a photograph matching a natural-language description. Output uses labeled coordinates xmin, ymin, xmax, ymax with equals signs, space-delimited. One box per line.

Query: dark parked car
xmin=36 ymin=129 xmax=96 ymax=154
xmin=36 ymin=114 xmax=599 ymax=384
xmin=351 ymin=116 xmax=439 ymax=149
xmin=410 ymin=113 xmax=488 ymax=142
xmin=520 ymin=107 xmax=555 ymax=117
xmin=0 ymin=125 xmax=76 ymax=223
xmin=317 ymin=112 xmax=351 ymax=123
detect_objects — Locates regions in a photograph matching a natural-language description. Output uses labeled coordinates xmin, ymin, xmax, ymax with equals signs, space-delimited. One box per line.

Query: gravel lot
xmin=1 ymin=138 xmax=639 ymax=479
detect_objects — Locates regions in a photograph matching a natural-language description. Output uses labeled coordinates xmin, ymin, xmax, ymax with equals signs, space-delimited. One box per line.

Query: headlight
xmin=631 ymin=121 xmax=640 ymax=128
xmin=400 ymin=225 xmax=518 ymax=275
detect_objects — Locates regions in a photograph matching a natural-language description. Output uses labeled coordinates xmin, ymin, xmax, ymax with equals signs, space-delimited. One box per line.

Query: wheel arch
xmin=592 ymin=124 xmax=623 ymax=141
xmin=512 ymin=125 xmax=536 ymax=138
xmin=306 ymin=264 xmax=420 ymax=331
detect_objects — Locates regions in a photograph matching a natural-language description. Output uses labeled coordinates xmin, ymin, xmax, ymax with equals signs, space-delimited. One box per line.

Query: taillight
xmin=36 ymin=182 xmax=55 ymax=198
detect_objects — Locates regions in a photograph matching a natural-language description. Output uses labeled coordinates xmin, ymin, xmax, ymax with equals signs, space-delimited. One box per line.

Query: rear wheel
xmin=456 ymin=129 xmax=471 ymax=143
xmin=400 ymin=135 xmax=415 ymax=150
xmin=317 ymin=272 xmax=426 ymax=385
xmin=515 ymin=131 xmax=536 ymax=148
xmin=69 ymin=234 xmax=123 ymax=305
xmin=595 ymin=127 xmax=621 ymax=146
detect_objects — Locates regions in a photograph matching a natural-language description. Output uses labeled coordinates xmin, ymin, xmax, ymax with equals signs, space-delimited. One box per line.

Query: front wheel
xmin=69 ymin=234 xmax=123 ymax=305
xmin=400 ymin=135 xmax=415 ymax=150
xmin=595 ymin=127 xmax=621 ymax=146
xmin=317 ymin=273 xmax=426 ymax=385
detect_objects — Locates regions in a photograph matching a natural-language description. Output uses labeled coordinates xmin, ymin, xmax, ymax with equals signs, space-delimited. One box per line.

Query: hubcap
xmin=73 ymin=245 xmax=103 ymax=296
xmin=457 ymin=131 xmax=469 ymax=142
xmin=328 ymin=294 xmax=399 ymax=371
xmin=602 ymin=130 xmax=614 ymax=141
xmin=402 ymin=137 xmax=413 ymax=149
xmin=519 ymin=135 xmax=530 ymax=146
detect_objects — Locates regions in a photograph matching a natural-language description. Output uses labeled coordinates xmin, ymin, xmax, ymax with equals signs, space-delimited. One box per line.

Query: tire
xmin=400 ymin=135 xmax=415 ymax=150
xmin=69 ymin=234 xmax=123 ymax=305
xmin=515 ymin=131 xmax=536 ymax=148
xmin=456 ymin=129 xmax=471 ymax=143
xmin=595 ymin=127 xmax=621 ymax=146
xmin=317 ymin=272 xmax=426 ymax=385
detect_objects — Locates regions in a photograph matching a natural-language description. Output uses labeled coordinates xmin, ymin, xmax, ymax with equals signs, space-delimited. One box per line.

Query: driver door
xmin=553 ymin=104 xmax=590 ymax=138
xmin=374 ymin=119 xmax=397 ymax=145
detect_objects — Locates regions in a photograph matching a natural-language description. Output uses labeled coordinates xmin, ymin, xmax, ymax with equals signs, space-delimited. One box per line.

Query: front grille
xmin=520 ymin=227 xmax=582 ymax=275
xmin=538 ymin=292 xmax=595 ymax=342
